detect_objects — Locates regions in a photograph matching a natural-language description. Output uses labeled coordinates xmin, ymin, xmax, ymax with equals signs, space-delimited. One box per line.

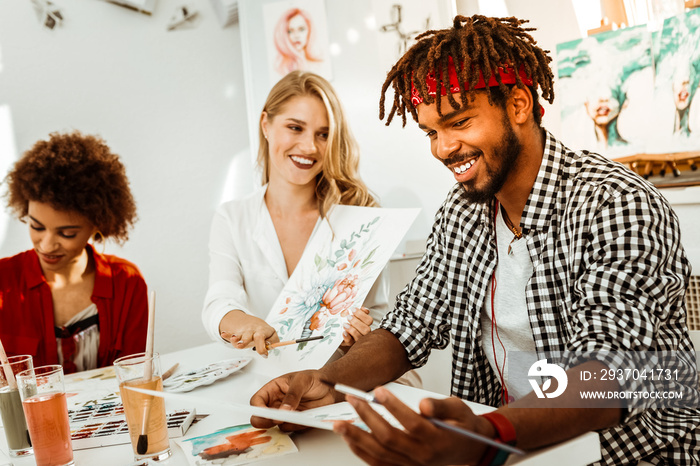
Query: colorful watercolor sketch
xmin=264 ymin=206 xmax=419 ymax=375
xmin=648 ymin=9 xmax=700 ymax=153
xmin=177 ymin=424 xmax=296 ymax=466
xmin=262 ymin=0 xmax=332 ymax=80
xmin=557 ymin=25 xmax=654 ymax=157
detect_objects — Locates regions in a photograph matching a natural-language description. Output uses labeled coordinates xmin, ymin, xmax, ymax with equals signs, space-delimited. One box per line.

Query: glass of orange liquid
xmin=114 ymin=352 xmax=171 ymax=462
xmin=0 ymin=354 xmax=33 ymax=458
xmin=16 ymin=365 xmax=73 ymax=466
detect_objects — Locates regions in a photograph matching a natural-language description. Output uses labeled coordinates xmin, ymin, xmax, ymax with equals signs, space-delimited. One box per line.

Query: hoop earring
xmin=92 ymin=231 xmax=106 ymax=254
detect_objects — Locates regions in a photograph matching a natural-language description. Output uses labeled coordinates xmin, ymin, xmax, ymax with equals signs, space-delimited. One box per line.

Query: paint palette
xmin=68 ymin=402 xmax=197 ymax=450
xmin=162 ymin=358 xmax=252 ymax=392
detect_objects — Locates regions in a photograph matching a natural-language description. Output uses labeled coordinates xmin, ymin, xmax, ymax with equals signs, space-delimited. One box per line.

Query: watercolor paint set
xmin=68 ymin=402 xmax=197 ymax=450
xmin=162 ymin=358 xmax=252 ymax=392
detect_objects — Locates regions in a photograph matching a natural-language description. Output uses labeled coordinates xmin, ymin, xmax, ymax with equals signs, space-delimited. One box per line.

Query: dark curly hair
xmin=3 ymin=131 xmax=137 ymax=243
xmin=379 ymin=15 xmax=555 ymax=126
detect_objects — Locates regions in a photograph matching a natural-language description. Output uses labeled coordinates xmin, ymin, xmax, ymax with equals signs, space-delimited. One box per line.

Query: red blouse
xmin=0 ymin=245 xmax=148 ymax=369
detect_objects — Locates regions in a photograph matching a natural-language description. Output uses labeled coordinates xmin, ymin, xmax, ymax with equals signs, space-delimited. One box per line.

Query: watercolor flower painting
xmin=263 ymin=206 xmax=419 ymax=376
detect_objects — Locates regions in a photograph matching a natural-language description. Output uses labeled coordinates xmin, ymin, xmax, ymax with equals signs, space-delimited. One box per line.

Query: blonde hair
xmin=258 ymin=71 xmax=377 ymax=218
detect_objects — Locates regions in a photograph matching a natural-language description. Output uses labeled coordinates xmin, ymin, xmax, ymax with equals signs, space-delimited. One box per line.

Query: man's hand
xmin=219 ymin=310 xmax=279 ymax=356
xmin=249 ymin=370 xmax=339 ymax=431
xmin=333 ymin=387 xmax=493 ymax=466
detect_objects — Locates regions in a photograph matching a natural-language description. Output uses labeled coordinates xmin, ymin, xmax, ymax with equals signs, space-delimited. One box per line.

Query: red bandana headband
xmin=410 ymin=57 xmax=534 ymax=107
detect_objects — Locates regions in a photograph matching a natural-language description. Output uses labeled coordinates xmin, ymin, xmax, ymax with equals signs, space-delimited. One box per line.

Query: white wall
xmin=0 ymin=0 xmax=250 ymax=353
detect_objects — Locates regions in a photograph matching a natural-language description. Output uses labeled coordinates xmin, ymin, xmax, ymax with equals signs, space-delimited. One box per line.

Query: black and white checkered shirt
xmin=381 ymin=131 xmax=699 ymax=465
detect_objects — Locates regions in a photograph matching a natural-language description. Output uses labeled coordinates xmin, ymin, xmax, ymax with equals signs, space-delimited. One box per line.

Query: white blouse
xmin=56 ymin=303 xmax=100 ymax=372
xmin=202 ymin=186 xmax=390 ymax=343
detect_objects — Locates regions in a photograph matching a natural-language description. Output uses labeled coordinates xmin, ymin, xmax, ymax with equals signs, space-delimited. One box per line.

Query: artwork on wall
xmin=371 ymin=0 xmax=447 ymax=72
xmin=166 ymin=5 xmax=200 ymax=31
xmin=263 ymin=206 xmax=419 ymax=376
xmin=648 ymin=8 xmax=700 ymax=153
xmin=556 ymin=25 xmax=654 ymax=158
xmin=557 ymin=9 xmax=700 ymax=162
xmin=31 ymin=0 xmax=64 ymax=29
xmin=101 ymin=0 xmax=157 ymax=15
xmin=262 ymin=0 xmax=333 ymax=80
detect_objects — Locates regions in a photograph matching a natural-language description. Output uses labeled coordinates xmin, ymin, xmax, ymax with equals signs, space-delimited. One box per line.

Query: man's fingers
xmin=347 ymin=395 xmax=422 ymax=459
xmin=334 ymin=421 xmax=416 ymax=466
xmin=250 ymin=415 xmax=280 ymax=429
xmin=419 ymin=396 xmax=472 ymax=421
xmin=369 ymin=387 xmax=441 ymax=443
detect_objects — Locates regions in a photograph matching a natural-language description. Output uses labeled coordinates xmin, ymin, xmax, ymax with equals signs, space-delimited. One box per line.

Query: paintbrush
xmin=251 ymin=335 xmax=324 ymax=351
xmin=162 ymin=363 xmax=179 ymax=381
xmin=0 ymin=337 xmax=17 ymax=390
xmin=320 ymin=380 xmax=525 ymax=456
xmin=137 ymin=290 xmax=156 ymax=455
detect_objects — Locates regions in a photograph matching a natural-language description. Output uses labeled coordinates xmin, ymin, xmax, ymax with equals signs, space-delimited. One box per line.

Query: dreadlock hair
xmin=379 ymin=15 xmax=555 ymax=127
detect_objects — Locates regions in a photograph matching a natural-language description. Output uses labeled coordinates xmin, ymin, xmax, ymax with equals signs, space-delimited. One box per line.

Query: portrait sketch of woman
xmin=263 ymin=0 xmax=333 ymax=80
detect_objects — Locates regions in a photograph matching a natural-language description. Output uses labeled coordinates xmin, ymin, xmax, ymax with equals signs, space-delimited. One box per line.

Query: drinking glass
xmin=0 ymin=355 xmax=33 ymax=457
xmin=16 ymin=365 xmax=73 ymax=466
xmin=114 ymin=352 xmax=171 ymax=462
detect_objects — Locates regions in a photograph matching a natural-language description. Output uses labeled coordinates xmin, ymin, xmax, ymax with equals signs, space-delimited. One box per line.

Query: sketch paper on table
xmin=176 ymin=424 xmax=297 ymax=466
xmin=163 ymin=358 xmax=252 ymax=392
xmin=262 ymin=0 xmax=333 ymax=80
xmin=648 ymin=9 xmax=700 ymax=153
xmin=302 ymin=401 xmax=402 ymax=431
xmin=264 ymin=205 xmax=419 ymax=376
xmin=556 ymin=25 xmax=654 ymax=157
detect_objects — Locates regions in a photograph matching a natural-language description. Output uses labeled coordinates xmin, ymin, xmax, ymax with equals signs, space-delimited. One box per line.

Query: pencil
xmin=252 ymin=335 xmax=324 ymax=351
xmin=322 ymin=381 xmax=525 ymax=456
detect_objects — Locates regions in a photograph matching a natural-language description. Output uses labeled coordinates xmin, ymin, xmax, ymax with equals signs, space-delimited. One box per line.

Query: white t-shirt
xmin=480 ymin=207 xmax=537 ymax=401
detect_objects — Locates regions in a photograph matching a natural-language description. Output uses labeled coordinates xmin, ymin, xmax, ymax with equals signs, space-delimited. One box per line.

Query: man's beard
xmin=456 ymin=117 xmax=522 ymax=204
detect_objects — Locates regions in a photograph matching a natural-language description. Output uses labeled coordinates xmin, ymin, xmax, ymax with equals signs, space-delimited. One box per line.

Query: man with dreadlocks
xmin=250 ymin=15 xmax=698 ymax=465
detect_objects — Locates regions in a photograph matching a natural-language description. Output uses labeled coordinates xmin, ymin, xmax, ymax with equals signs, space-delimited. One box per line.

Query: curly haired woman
xmin=0 ymin=131 xmax=147 ymax=373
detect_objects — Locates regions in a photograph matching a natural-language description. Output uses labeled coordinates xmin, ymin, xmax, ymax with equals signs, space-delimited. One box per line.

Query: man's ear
xmin=509 ymin=86 xmax=533 ymax=125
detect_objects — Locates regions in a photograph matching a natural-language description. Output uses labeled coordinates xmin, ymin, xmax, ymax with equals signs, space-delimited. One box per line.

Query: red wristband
xmin=481 ymin=412 xmax=516 ymax=444
xmin=477 ymin=412 xmax=517 ymax=466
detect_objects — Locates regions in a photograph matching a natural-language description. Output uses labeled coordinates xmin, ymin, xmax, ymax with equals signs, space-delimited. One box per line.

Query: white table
xmin=0 ymin=343 xmax=600 ymax=465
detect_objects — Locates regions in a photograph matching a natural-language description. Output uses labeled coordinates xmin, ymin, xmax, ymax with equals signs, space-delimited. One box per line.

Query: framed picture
xmin=238 ymin=0 xmax=456 ymax=160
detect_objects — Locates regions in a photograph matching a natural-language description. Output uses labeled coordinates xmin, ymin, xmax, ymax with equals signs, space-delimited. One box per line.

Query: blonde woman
xmin=203 ymin=71 xmax=386 ymax=357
